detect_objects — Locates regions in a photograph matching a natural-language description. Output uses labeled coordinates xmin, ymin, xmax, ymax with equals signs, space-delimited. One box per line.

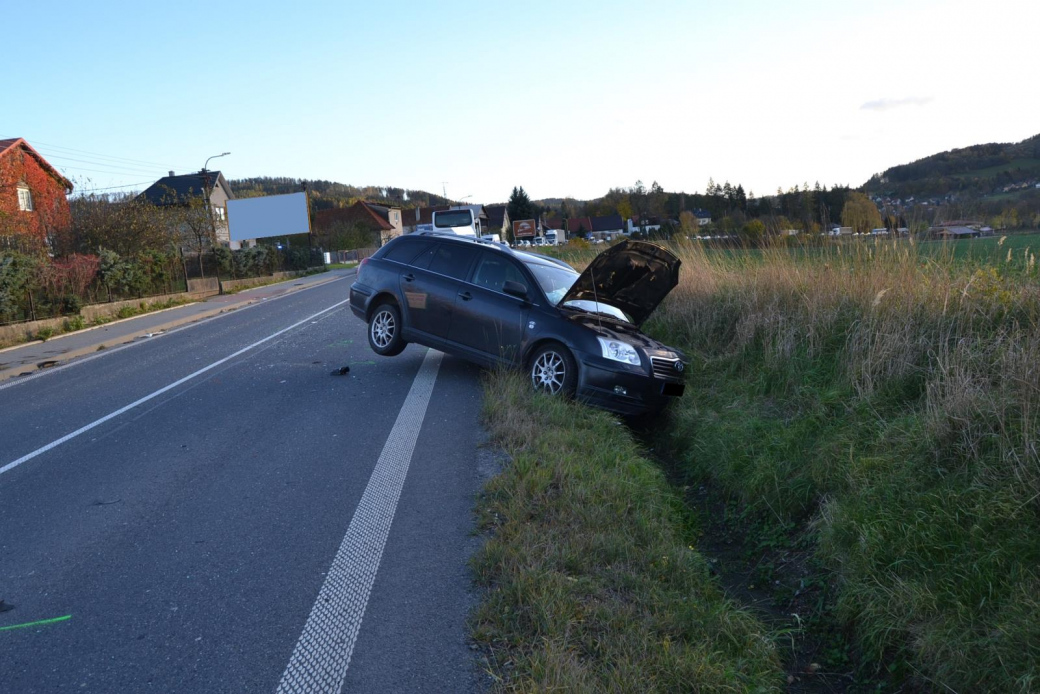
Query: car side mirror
xmin=502 ymin=280 xmax=528 ymax=299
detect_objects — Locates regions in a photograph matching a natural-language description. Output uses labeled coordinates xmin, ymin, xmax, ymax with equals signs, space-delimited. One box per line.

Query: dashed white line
xmin=276 ymin=348 xmax=443 ymax=694
xmin=0 ymin=298 xmax=350 ymax=477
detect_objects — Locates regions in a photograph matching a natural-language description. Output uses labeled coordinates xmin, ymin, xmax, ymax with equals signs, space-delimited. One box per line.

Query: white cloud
xmin=860 ymin=96 xmax=934 ymax=112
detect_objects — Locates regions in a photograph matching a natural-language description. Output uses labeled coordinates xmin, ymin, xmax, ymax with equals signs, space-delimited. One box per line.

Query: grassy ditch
xmin=647 ymin=238 xmax=1040 ymax=691
xmin=475 ymin=373 xmax=781 ymax=692
xmin=8 ymin=297 xmax=193 ymax=346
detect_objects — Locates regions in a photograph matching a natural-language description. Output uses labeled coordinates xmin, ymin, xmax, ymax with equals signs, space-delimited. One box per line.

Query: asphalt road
xmin=0 ymin=274 xmax=491 ymax=693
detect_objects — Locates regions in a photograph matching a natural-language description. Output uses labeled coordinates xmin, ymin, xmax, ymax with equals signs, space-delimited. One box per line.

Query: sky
xmin=7 ymin=0 xmax=1039 ymax=204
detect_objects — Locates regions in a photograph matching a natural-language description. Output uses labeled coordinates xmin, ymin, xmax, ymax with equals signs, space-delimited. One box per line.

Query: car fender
xmin=365 ymin=291 xmax=402 ymax=321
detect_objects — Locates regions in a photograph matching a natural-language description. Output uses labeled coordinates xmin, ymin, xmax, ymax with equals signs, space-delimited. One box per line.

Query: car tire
xmin=368 ymin=302 xmax=406 ymax=356
xmin=529 ymin=343 xmax=577 ymax=397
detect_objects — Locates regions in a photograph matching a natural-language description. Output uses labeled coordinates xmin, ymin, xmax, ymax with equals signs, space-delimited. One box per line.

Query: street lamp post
xmin=201 ymin=152 xmax=230 ymax=259
xmin=203 ymin=151 xmax=230 ymax=172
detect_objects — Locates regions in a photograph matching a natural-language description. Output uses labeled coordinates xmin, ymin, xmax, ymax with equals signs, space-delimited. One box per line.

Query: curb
xmin=0 ymin=271 xmax=348 ymax=384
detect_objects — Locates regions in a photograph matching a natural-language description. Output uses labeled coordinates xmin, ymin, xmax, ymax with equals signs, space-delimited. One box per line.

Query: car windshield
xmin=523 ymin=259 xmax=632 ymax=322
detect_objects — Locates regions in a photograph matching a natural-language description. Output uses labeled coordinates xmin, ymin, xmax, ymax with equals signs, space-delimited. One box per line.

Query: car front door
xmin=400 ymin=242 xmax=479 ymax=340
xmin=448 ymin=250 xmax=531 ymax=365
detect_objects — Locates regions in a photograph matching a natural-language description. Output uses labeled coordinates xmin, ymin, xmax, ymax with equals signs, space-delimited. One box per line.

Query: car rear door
xmin=400 ymin=241 xmax=479 ymax=340
xmin=447 ymin=250 xmax=531 ymax=365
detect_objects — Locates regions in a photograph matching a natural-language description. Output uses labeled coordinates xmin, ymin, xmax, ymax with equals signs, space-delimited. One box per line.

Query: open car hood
xmin=559 ymin=240 xmax=681 ymax=327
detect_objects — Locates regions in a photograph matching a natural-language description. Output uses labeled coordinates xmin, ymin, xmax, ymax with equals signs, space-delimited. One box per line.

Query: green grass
xmin=644 ymin=240 xmax=1040 ymax=692
xmin=475 ymin=373 xmax=782 ymax=692
xmin=326 ymin=261 xmax=357 ymax=270
xmin=948 ymin=157 xmax=1040 ymax=181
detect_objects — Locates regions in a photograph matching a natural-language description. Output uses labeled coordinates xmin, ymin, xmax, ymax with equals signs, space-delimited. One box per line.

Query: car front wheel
xmin=368 ymin=302 xmax=406 ymax=356
xmin=529 ymin=343 xmax=577 ymax=397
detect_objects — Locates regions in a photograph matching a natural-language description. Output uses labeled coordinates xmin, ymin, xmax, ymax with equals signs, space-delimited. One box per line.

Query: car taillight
xmin=358 ymin=257 xmax=369 ymax=279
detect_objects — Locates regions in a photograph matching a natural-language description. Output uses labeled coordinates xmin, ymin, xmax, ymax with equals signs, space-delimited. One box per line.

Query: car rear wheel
xmin=368 ymin=302 xmax=406 ymax=356
xmin=529 ymin=343 xmax=577 ymax=397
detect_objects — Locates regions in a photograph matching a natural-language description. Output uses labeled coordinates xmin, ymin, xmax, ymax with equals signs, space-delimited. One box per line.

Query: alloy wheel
xmin=371 ymin=309 xmax=395 ymax=349
xmin=532 ymin=351 xmax=566 ymax=394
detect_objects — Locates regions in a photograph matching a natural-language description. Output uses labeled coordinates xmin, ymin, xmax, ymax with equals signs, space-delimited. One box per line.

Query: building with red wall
xmin=0 ymin=138 xmax=73 ymax=251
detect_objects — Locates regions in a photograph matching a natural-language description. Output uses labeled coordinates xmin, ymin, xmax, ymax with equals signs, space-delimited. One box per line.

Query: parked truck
xmin=545 ymin=229 xmax=565 ymax=245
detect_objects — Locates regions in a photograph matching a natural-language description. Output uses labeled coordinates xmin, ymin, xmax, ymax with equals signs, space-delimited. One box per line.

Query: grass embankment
xmin=476 ymin=374 xmax=781 ymax=692
xmin=648 ymin=238 xmax=1040 ymax=691
xmin=20 ymin=297 xmax=193 ymax=345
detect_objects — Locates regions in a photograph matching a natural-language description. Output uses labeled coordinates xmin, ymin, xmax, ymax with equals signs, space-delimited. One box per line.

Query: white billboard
xmin=226 ymin=192 xmax=310 ymax=242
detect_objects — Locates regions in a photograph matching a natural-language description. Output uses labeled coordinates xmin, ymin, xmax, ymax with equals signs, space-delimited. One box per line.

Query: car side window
xmin=413 ymin=243 xmax=479 ymax=280
xmin=471 ymin=252 xmax=528 ymax=294
xmin=383 ymin=238 xmax=432 ymax=264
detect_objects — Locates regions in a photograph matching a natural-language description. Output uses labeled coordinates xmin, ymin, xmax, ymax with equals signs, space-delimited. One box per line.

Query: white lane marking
xmin=0 ymin=273 xmax=352 ymax=393
xmin=276 ymin=348 xmax=443 ymax=694
xmin=0 ymin=298 xmax=351 ymax=477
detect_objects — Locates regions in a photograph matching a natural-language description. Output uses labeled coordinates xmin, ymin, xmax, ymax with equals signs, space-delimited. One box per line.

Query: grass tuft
xmin=475 ymin=372 xmax=781 ymax=692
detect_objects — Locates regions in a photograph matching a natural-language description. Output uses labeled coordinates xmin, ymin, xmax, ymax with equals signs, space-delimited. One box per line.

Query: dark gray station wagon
xmin=348 ymin=233 xmax=687 ymax=415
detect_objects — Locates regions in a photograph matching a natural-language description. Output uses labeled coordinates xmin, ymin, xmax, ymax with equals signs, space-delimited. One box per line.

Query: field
xmin=479 ymin=234 xmax=1040 ymax=691
xmin=948 ymin=157 xmax=1040 ymax=180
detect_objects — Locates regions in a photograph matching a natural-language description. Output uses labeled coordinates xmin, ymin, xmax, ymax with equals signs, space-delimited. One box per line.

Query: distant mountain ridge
xmin=863 ymin=133 xmax=1040 ymax=199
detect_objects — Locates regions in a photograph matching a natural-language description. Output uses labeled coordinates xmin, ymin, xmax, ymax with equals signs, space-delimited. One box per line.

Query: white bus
xmin=431 ymin=208 xmax=479 ymax=236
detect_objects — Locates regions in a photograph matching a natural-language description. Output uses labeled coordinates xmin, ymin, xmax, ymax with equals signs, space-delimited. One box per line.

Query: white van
xmin=432 ymin=208 xmax=479 ymax=236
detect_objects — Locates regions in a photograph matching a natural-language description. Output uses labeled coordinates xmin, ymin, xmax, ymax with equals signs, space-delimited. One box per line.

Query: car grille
xmin=650 ymin=356 xmax=683 ymax=380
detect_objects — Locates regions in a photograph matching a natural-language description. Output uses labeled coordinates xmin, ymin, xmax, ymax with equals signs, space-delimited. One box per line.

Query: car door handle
xmin=458 ymin=291 xmax=472 ymax=301
xmin=402 ymin=273 xmax=415 ymax=282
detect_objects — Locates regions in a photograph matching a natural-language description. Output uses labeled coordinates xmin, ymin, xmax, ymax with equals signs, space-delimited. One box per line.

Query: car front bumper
xmin=574 ymin=351 xmax=685 ymax=416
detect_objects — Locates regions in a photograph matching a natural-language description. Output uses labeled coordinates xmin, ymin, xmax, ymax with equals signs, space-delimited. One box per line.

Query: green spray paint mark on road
xmin=0 ymin=614 xmax=72 ymax=632
xmin=351 ymin=360 xmax=376 ymax=366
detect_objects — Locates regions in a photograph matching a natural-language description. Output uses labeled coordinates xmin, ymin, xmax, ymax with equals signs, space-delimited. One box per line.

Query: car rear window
xmin=412 ymin=243 xmax=479 ymax=280
xmin=383 ymin=238 xmax=432 ymax=264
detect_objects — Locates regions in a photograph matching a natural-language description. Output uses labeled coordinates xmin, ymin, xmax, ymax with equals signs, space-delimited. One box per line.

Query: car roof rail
xmin=414 ymin=231 xmax=512 ymax=252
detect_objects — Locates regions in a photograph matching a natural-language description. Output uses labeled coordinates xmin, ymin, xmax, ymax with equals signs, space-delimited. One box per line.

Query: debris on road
xmin=0 ymin=600 xmax=14 ymax=613
xmin=331 ymin=366 xmax=351 ymax=376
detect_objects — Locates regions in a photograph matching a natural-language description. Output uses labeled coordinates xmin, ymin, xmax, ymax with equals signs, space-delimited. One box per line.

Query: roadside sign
xmin=512 ymin=219 xmax=536 ymax=238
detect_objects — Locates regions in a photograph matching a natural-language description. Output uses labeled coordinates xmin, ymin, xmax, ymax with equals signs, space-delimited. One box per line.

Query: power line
xmin=73 ymin=180 xmax=156 ymax=193
xmin=37 ymin=153 xmax=172 ymax=176
xmin=58 ymin=164 xmax=168 ymax=178
xmin=24 ymin=138 xmax=196 ymax=171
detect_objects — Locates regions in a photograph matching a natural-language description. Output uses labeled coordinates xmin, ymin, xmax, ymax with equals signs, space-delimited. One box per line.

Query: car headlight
xmin=597 ymin=337 xmax=641 ymax=366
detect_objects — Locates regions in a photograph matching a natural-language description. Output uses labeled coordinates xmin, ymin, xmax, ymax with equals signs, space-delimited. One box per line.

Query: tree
xmin=171 ymin=194 xmax=217 ymax=278
xmin=841 ymin=192 xmax=883 ymax=234
xmin=741 ymin=218 xmax=765 ymax=243
xmin=507 ymin=186 xmax=536 ymax=226
xmin=679 ymin=211 xmax=698 ymax=237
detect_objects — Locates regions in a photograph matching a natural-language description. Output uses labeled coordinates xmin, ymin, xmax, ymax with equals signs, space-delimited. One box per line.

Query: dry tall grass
xmin=651 ymin=237 xmax=1040 ymax=690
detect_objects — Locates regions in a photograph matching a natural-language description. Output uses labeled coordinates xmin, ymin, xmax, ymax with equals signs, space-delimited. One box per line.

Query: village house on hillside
xmin=138 ymin=170 xmax=241 ymax=248
xmin=0 ymin=138 xmax=73 ymax=250
xmin=314 ymin=200 xmax=403 ymax=246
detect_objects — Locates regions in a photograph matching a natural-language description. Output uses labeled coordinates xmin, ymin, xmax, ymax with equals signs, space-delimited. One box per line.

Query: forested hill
xmin=228 ymin=177 xmax=453 ymax=212
xmin=863 ymin=133 xmax=1040 ymax=199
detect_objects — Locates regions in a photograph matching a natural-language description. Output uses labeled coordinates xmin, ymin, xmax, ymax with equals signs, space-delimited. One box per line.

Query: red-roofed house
xmin=0 ymin=138 xmax=73 ymax=250
xmin=313 ymin=200 xmax=403 ymax=246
